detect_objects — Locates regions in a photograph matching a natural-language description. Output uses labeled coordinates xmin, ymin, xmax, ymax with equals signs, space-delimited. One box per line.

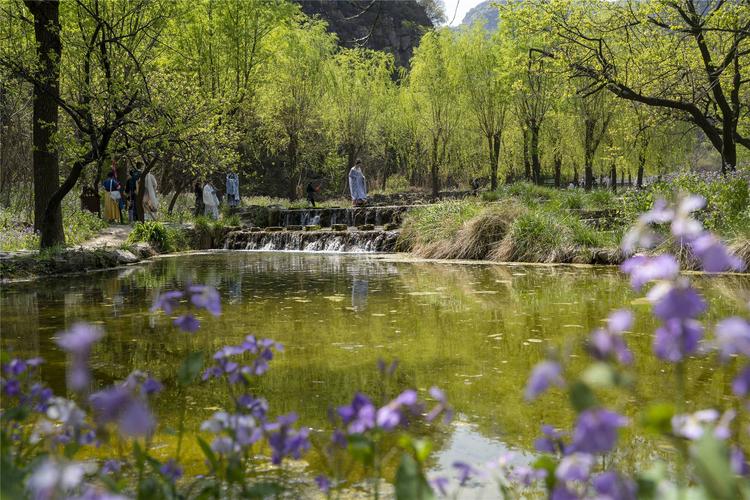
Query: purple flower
xmin=160 ymin=459 xmax=183 ymax=482
xmin=377 ymin=358 xmax=399 ymax=376
xmin=731 ymin=447 xmax=750 ymax=476
xmin=338 ymin=393 xmax=376 ymax=434
xmin=55 ymin=323 xmax=104 ymax=392
xmin=653 ymin=318 xmax=704 ymax=362
xmin=551 ymin=484 xmax=581 ymax=500
xmin=524 ymin=361 xmax=564 ymax=400
xmin=236 ymin=395 xmax=268 ymax=419
xmin=588 ymin=309 xmax=634 ymax=364
xmin=376 ymin=389 xmax=418 ymax=430
xmin=650 ymin=284 xmax=706 ymax=321
xmin=534 ymin=425 xmax=564 ymax=454
xmin=452 ymin=461 xmax=478 ymax=486
xmin=430 ymin=476 xmax=449 ymax=496
xmin=189 ymin=285 xmax=221 ymax=316
xmin=173 ymin=314 xmax=200 ymax=333
xmin=671 ymin=195 xmax=705 ymax=238
xmin=89 ymin=386 xmax=155 ymax=438
xmin=620 ymin=255 xmax=679 ymax=291
xmin=733 ymin=365 xmax=750 ymax=397
xmin=315 ymin=475 xmax=331 ymax=493
xmin=715 ymin=317 xmax=750 ymax=360
xmin=571 ymin=409 xmax=627 ymax=454
xmin=101 ymin=460 xmax=121 ymax=475
xmin=511 ymin=465 xmax=547 ymax=486
xmin=331 ymin=429 xmax=347 ymax=448
xmin=690 ymin=233 xmax=745 ymax=273
xmin=426 ymin=386 xmax=453 ymax=423
xmin=593 ymin=471 xmax=637 ymax=500
xmin=3 ymin=378 xmax=20 ymax=397
xmin=672 ymin=409 xmax=719 ymax=440
xmin=555 ymin=453 xmax=593 ymax=482
xmin=151 ymin=290 xmax=183 ymax=314
xmin=266 ymin=413 xmax=310 ymax=465
xmin=141 ymin=377 xmax=163 ymax=396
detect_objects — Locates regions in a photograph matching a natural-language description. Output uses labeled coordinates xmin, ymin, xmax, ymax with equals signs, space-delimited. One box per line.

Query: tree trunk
xmin=488 ymin=132 xmax=501 ymax=191
xmin=26 ymin=0 xmax=64 ymax=247
xmin=522 ymin=128 xmax=531 ymax=181
xmin=529 ymin=125 xmax=542 ymax=185
xmin=636 ymin=149 xmax=645 ymax=189
xmin=287 ymin=134 xmax=298 ymax=200
xmin=573 ymin=166 xmax=579 ymax=187
xmin=584 ymin=150 xmax=594 ymax=191
xmin=554 ymin=153 xmax=561 ymax=188
xmin=168 ymin=183 xmax=186 ymax=214
xmin=430 ymin=136 xmax=439 ymax=198
xmin=610 ymin=163 xmax=617 ymax=193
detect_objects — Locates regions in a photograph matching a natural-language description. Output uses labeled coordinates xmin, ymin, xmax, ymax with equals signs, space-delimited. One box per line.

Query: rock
xmin=113 ymin=249 xmax=139 ymax=264
xmin=357 ymin=224 xmax=375 ymax=231
xmin=304 ymin=225 xmax=321 ymax=231
xmin=267 ymin=226 xmax=283 ymax=232
xmin=286 ymin=225 xmax=303 ymax=231
xmin=383 ymin=223 xmax=400 ymax=231
xmin=131 ymin=243 xmax=156 ymax=258
xmin=249 ymin=227 xmax=261 ymax=232
xmin=331 ymin=224 xmax=348 ymax=231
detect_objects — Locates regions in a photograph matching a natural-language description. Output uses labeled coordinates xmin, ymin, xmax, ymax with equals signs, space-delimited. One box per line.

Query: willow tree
xmin=538 ymin=0 xmax=750 ymax=172
xmin=575 ymin=89 xmax=613 ymax=190
xmin=325 ymin=48 xmax=393 ymax=190
xmin=457 ymin=24 xmax=511 ymax=190
xmin=409 ymin=29 xmax=462 ymax=198
xmin=257 ymin=19 xmax=334 ymax=199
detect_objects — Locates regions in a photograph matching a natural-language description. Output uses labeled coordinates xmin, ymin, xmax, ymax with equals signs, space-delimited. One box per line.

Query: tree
xmin=575 ymin=89 xmax=613 ymax=190
xmin=538 ymin=0 xmax=750 ymax=172
xmin=457 ymin=24 xmax=511 ymax=190
xmin=21 ymin=0 xmax=63 ymax=243
xmin=409 ymin=29 xmax=461 ymax=197
xmin=325 ymin=48 xmax=393 ymax=190
xmin=257 ymin=18 xmax=334 ymax=199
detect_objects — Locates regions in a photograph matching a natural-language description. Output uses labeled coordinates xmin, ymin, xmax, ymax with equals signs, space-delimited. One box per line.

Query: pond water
xmin=2 ymin=251 xmax=749 ymax=497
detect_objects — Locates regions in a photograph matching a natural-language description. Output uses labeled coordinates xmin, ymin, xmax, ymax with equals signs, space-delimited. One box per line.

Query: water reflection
xmin=2 ymin=252 xmax=749 ymax=494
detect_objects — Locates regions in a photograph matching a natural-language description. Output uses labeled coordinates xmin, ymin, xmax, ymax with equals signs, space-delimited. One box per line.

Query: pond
xmin=2 ymin=251 xmax=749 ymax=497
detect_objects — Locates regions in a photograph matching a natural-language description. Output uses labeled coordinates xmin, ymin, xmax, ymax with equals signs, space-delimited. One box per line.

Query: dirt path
xmin=79 ymin=225 xmax=132 ymax=249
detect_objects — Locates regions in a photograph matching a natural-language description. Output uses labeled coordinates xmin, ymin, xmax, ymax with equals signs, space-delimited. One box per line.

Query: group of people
xmin=101 ymin=163 xmax=158 ymax=224
xmin=101 ymin=160 xmax=369 ymax=225
xmin=194 ymin=173 xmax=241 ymax=220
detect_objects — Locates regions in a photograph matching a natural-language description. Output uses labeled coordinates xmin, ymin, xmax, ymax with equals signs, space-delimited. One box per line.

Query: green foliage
xmin=399 ymin=200 xmax=483 ymax=248
xmin=128 ymin=221 xmax=185 ymax=253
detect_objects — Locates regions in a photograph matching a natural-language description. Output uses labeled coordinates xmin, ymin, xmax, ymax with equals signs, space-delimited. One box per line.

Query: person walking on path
xmin=348 ymin=159 xmax=367 ymax=207
xmin=203 ymin=181 xmax=220 ymax=220
xmin=124 ymin=165 xmax=141 ymax=223
xmin=102 ymin=171 xmax=122 ymax=223
xmin=306 ymin=181 xmax=320 ymax=208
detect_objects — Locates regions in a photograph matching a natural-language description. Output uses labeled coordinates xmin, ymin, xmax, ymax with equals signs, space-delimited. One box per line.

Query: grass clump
xmin=128 ymin=221 xmax=186 ymax=253
xmin=399 ymin=200 xmax=524 ymax=259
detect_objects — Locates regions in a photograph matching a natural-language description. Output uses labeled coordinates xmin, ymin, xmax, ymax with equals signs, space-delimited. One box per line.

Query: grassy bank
xmin=399 ymin=177 xmax=750 ymax=266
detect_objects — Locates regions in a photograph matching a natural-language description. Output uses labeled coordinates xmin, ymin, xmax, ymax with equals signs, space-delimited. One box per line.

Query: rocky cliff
xmin=295 ymin=0 xmax=433 ymax=67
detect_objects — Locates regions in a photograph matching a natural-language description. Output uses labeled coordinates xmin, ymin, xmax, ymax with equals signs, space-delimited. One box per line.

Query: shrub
xmin=398 ymin=200 xmax=482 ymax=251
xmin=558 ymin=190 xmax=585 ymax=210
xmin=128 ymin=221 xmax=184 ymax=252
xmin=587 ymin=189 xmax=616 ymax=209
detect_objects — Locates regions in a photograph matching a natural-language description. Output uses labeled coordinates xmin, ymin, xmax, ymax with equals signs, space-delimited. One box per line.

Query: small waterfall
xmin=223 ymin=228 xmax=399 ymax=253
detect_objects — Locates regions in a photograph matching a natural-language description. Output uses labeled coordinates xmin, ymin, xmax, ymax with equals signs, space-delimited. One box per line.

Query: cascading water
xmin=223 ymin=229 xmax=399 ymax=253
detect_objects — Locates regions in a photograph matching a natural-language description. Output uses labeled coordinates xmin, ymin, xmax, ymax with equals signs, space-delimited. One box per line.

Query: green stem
xmin=175 ymin=386 xmax=187 ymax=460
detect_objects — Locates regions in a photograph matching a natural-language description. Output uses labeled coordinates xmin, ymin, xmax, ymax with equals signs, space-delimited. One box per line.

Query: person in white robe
xmin=143 ymin=172 xmax=159 ymax=220
xmin=203 ymin=182 xmax=220 ymax=220
xmin=348 ymin=159 xmax=367 ymax=206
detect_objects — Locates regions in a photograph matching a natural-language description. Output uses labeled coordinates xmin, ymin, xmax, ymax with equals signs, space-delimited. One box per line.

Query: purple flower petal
xmin=151 ymin=290 xmax=183 ymax=314
xmin=654 ymin=318 xmax=704 ymax=362
xmin=733 ymin=365 xmax=750 ymax=397
xmin=621 ymin=255 xmax=679 ymax=291
xmin=715 ymin=317 xmax=750 ymax=360
xmin=555 ymin=453 xmax=593 ymax=482
xmin=691 ymin=233 xmax=745 ymax=273
xmin=189 ymin=285 xmax=221 ymax=316
xmin=525 ymin=361 xmax=563 ymax=400
xmin=593 ymin=471 xmax=637 ymax=499
xmin=571 ymin=409 xmax=627 ymax=454
xmin=173 ymin=314 xmax=200 ymax=333
xmin=651 ymin=285 xmax=706 ymax=321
